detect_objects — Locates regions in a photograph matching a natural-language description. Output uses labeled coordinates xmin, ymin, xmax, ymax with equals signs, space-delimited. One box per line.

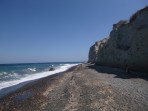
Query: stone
xmin=49 ymin=67 xmax=55 ymax=71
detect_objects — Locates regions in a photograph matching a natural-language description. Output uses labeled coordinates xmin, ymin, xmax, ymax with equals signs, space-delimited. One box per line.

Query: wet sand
xmin=0 ymin=64 xmax=148 ymax=111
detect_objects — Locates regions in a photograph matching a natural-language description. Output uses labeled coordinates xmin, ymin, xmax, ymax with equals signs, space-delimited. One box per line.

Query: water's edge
xmin=0 ymin=63 xmax=79 ymax=98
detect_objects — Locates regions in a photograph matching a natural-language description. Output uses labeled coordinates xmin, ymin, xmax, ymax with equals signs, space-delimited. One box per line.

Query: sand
xmin=0 ymin=64 xmax=148 ymax=111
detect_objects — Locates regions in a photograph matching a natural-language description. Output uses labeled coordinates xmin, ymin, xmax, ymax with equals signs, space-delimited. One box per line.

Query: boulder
xmin=49 ymin=67 xmax=55 ymax=71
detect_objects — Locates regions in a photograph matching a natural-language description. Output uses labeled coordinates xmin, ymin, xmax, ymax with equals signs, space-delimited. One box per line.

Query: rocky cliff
xmin=88 ymin=6 xmax=148 ymax=72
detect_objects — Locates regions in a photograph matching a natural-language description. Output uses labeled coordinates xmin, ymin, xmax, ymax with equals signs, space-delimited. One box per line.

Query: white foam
xmin=0 ymin=72 xmax=7 ymax=75
xmin=27 ymin=68 xmax=36 ymax=72
xmin=0 ymin=64 xmax=78 ymax=91
xmin=3 ymin=72 xmax=7 ymax=74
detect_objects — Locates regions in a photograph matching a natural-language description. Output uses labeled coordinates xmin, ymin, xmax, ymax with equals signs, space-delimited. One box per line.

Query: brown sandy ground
xmin=0 ymin=64 xmax=148 ymax=111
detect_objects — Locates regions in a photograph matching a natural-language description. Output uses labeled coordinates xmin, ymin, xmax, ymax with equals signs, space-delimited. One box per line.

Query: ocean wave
xmin=27 ymin=68 xmax=36 ymax=72
xmin=9 ymin=72 xmax=19 ymax=78
xmin=0 ymin=72 xmax=7 ymax=76
xmin=0 ymin=72 xmax=19 ymax=79
xmin=0 ymin=64 xmax=78 ymax=91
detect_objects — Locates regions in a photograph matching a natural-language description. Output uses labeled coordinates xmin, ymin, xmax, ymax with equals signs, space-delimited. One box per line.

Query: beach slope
xmin=0 ymin=64 xmax=148 ymax=111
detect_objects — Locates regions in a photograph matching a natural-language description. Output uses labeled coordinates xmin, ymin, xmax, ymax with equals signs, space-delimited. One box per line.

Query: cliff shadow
xmin=86 ymin=64 xmax=148 ymax=81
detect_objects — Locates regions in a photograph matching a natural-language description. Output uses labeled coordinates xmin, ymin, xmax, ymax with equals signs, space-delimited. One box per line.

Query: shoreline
xmin=0 ymin=65 xmax=79 ymax=111
xmin=0 ymin=64 xmax=148 ymax=111
xmin=0 ymin=64 xmax=79 ymax=99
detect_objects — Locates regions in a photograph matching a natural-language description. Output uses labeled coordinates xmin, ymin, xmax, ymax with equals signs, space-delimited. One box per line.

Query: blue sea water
xmin=0 ymin=62 xmax=80 ymax=97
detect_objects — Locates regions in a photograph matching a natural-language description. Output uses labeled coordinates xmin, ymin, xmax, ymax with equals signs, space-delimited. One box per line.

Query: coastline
xmin=0 ymin=63 xmax=79 ymax=99
xmin=0 ymin=64 xmax=148 ymax=111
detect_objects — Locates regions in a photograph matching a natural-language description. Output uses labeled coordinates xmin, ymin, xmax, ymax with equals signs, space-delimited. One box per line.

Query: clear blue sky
xmin=0 ymin=0 xmax=147 ymax=63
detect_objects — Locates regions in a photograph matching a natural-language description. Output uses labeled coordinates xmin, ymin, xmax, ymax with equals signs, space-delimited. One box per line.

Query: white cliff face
xmin=88 ymin=38 xmax=108 ymax=64
xmin=88 ymin=7 xmax=148 ymax=72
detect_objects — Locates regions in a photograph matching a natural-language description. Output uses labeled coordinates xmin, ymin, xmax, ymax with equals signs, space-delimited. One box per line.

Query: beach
xmin=0 ymin=64 xmax=148 ymax=111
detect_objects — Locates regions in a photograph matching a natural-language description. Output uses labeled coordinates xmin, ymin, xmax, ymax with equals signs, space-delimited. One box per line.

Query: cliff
xmin=88 ymin=6 xmax=148 ymax=72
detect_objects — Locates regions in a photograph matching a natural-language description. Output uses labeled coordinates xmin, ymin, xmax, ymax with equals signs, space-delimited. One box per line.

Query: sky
xmin=0 ymin=0 xmax=147 ymax=64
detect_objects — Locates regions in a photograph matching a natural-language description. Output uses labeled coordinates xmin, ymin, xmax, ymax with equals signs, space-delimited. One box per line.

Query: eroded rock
xmin=88 ymin=7 xmax=148 ymax=72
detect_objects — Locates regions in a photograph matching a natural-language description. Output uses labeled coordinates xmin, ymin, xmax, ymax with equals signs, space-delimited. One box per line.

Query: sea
xmin=0 ymin=62 xmax=80 ymax=98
